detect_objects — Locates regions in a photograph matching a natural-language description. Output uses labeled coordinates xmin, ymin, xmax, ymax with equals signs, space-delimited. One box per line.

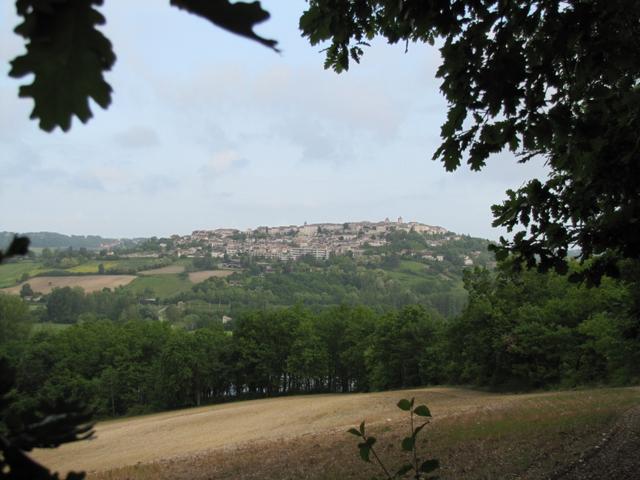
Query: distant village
xmin=121 ymin=218 xmax=459 ymax=262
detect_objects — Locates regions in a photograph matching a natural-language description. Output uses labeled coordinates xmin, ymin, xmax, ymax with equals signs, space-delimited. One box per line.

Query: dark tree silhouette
xmin=8 ymin=0 xmax=277 ymax=132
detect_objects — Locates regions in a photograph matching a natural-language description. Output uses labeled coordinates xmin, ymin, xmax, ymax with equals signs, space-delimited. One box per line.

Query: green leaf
xmin=347 ymin=427 xmax=362 ymax=437
xmin=413 ymin=405 xmax=432 ymax=417
xmin=358 ymin=443 xmax=371 ymax=462
xmin=170 ymin=0 xmax=279 ymax=51
xmin=359 ymin=420 xmax=366 ymax=435
xmin=10 ymin=0 xmax=115 ymax=132
xmin=401 ymin=436 xmax=414 ymax=452
xmin=413 ymin=422 xmax=428 ymax=438
xmin=397 ymin=399 xmax=411 ymax=411
xmin=420 ymin=459 xmax=440 ymax=473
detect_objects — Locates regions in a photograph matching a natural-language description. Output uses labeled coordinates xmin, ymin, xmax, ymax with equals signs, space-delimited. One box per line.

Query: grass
xmin=383 ymin=268 xmax=434 ymax=288
xmin=66 ymin=261 xmax=119 ymax=273
xmin=0 ymin=261 xmax=47 ymax=288
xmin=31 ymin=322 xmax=72 ymax=333
xmin=84 ymin=387 xmax=639 ymax=480
xmin=398 ymin=260 xmax=428 ymax=275
xmin=125 ymin=274 xmax=193 ymax=299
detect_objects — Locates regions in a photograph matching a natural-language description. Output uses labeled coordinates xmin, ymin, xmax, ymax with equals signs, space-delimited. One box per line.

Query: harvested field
xmin=188 ymin=270 xmax=235 ymax=283
xmin=1 ymin=275 xmax=136 ymax=295
xmin=139 ymin=265 xmax=185 ymax=275
xmin=31 ymin=387 xmax=640 ymax=480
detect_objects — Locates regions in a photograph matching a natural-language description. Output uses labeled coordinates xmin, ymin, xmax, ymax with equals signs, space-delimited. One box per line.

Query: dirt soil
xmin=33 ymin=388 xmax=509 ymax=474
xmin=188 ymin=270 xmax=235 ymax=283
xmin=551 ymin=405 xmax=640 ymax=480
xmin=34 ymin=386 xmax=640 ymax=480
xmin=1 ymin=275 xmax=136 ymax=294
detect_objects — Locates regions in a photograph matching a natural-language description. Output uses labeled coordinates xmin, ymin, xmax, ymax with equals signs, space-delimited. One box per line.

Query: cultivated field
xmin=31 ymin=386 xmax=640 ymax=480
xmin=188 ymin=269 xmax=235 ymax=283
xmin=1 ymin=275 xmax=136 ymax=294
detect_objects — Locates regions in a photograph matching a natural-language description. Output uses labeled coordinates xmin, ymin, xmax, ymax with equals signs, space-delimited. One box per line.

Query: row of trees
xmin=2 ymin=259 xmax=638 ymax=420
xmin=3 ymin=304 xmax=440 ymax=418
xmin=43 ymin=287 xmax=154 ymax=324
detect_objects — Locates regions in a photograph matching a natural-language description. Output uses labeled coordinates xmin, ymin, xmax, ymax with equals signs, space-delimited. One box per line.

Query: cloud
xmin=200 ymin=150 xmax=248 ymax=177
xmin=114 ymin=126 xmax=160 ymax=148
xmin=139 ymin=174 xmax=179 ymax=194
xmin=279 ymin=117 xmax=355 ymax=165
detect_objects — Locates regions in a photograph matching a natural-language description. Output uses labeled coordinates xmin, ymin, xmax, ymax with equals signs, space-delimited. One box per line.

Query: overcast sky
xmin=0 ymin=1 xmax=547 ymax=240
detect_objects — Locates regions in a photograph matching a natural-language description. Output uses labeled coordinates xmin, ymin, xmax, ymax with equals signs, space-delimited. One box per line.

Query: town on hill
xmin=170 ymin=217 xmax=450 ymax=261
xmin=0 ymin=218 xmax=492 ymax=320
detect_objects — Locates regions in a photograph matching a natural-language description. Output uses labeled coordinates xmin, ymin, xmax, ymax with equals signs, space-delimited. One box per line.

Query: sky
xmin=0 ymin=1 xmax=548 ymax=240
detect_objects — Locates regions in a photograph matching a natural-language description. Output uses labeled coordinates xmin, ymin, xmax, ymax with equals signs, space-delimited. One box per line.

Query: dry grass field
xmin=31 ymin=386 xmax=640 ymax=480
xmin=188 ymin=270 xmax=235 ymax=283
xmin=1 ymin=275 xmax=136 ymax=294
xmin=138 ymin=265 xmax=186 ymax=275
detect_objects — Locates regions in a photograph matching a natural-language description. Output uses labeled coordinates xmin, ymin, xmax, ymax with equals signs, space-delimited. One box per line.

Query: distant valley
xmin=0 ymin=218 xmax=494 ymax=320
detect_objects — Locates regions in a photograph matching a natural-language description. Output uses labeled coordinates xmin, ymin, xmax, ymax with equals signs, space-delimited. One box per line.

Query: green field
xmin=125 ymin=274 xmax=193 ymax=298
xmin=398 ymin=259 xmax=429 ymax=274
xmin=66 ymin=260 xmax=119 ymax=273
xmin=0 ymin=261 xmax=47 ymax=288
xmin=30 ymin=322 xmax=72 ymax=334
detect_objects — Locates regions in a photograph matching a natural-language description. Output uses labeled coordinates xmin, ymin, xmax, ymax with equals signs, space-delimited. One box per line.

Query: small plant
xmin=348 ymin=397 xmax=439 ymax=479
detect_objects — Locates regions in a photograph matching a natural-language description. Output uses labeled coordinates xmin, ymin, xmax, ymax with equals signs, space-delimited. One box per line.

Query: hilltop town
xmin=162 ymin=217 xmax=452 ymax=261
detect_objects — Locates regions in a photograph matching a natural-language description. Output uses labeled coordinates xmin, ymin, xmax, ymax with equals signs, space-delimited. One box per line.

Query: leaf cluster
xmin=0 ymin=357 xmax=93 ymax=480
xmin=348 ymin=397 xmax=439 ymax=479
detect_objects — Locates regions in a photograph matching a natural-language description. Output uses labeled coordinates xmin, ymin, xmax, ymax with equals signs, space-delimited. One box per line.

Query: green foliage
xmin=0 ymin=232 xmax=115 ymax=251
xmin=300 ymin=0 xmax=640 ymax=284
xmin=0 ymin=295 xmax=32 ymax=357
xmin=367 ymin=306 xmax=443 ymax=390
xmin=349 ymin=398 xmax=439 ymax=479
xmin=46 ymin=287 xmax=87 ymax=324
xmin=447 ymin=261 xmax=640 ymax=387
xmin=0 ymin=292 xmax=92 ymax=480
xmin=181 ymin=254 xmax=468 ymax=318
xmin=2 ymin=258 xmax=637 ymax=423
xmin=19 ymin=283 xmax=33 ymax=299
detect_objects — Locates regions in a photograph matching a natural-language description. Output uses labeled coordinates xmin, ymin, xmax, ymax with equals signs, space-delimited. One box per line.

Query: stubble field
xmin=1 ymin=275 xmax=136 ymax=294
xmin=31 ymin=386 xmax=640 ymax=480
